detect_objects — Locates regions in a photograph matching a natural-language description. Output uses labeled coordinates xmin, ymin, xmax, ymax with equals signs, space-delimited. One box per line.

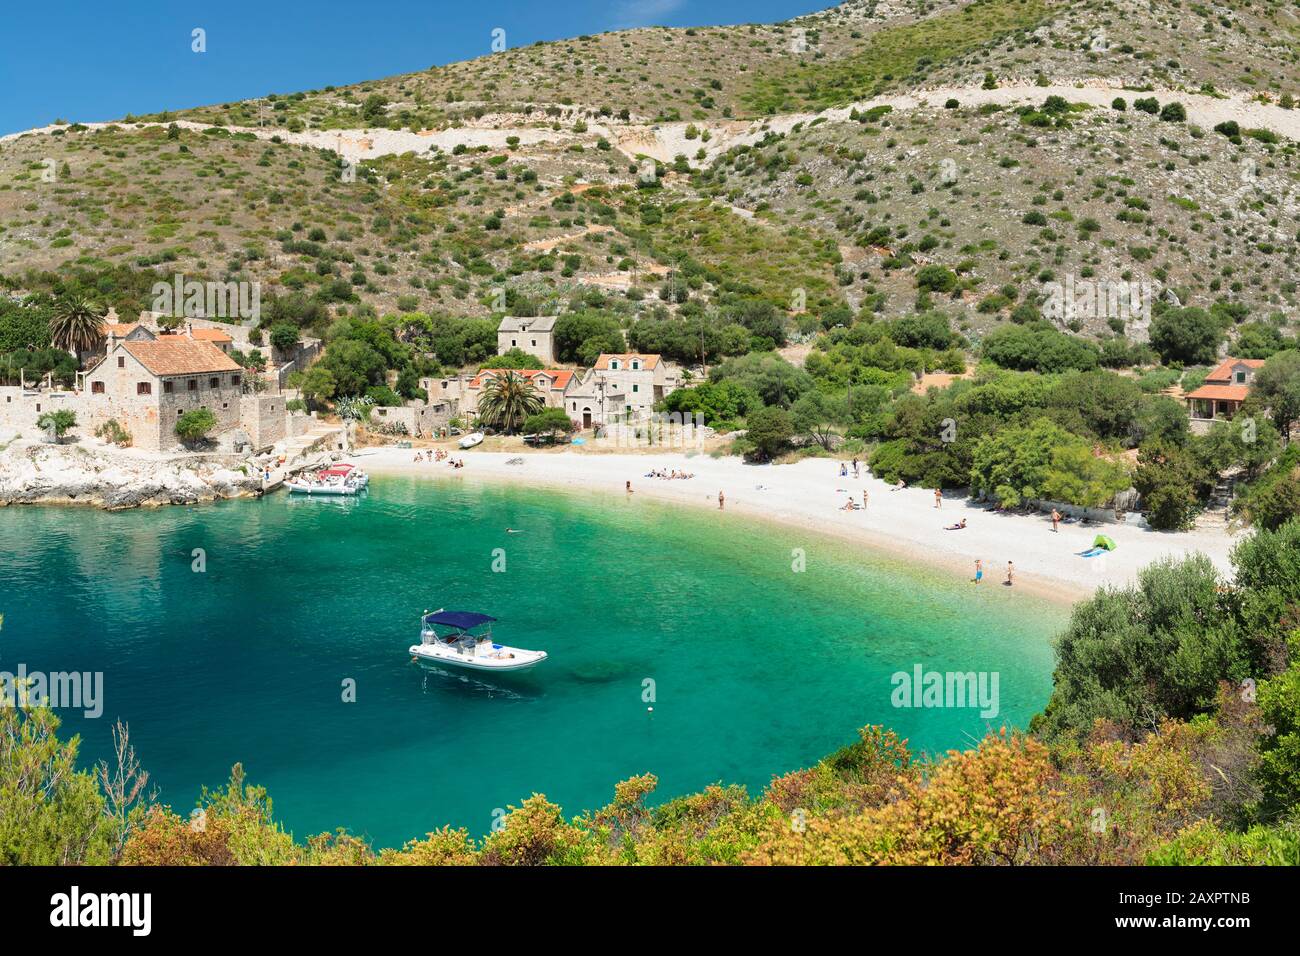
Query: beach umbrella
xmin=1093 ymin=534 xmax=1117 ymax=551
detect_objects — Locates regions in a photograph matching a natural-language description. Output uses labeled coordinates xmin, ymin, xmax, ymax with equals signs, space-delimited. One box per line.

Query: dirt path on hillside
xmin=7 ymin=81 xmax=1298 ymax=165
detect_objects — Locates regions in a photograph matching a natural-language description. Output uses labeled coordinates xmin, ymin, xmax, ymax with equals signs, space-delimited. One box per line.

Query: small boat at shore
xmin=287 ymin=462 xmax=369 ymax=496
xmin=409 ymin=609 xmax=547 ymax=672
xmin=458 ymin=431 xmax=484 ymax=449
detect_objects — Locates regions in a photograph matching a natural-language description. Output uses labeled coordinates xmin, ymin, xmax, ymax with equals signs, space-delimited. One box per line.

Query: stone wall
xmin=0 ymin=387 xmax=80 ymax=431
xmin=369 ymin=401 xmax=453 ymax=437
xmin=239 ymin=395 xmax=288 ymax=451
xmin=81 ymin=352 xmax=243 ymax=452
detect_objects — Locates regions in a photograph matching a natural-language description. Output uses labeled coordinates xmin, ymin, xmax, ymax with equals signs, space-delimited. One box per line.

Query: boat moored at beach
xmin=458 ymin=432 xmax=484 ymax=449
xmin=286 ymin=463 xmax=369 ymax=496
xmin=409 ymin=609 xmax=547 ymax=672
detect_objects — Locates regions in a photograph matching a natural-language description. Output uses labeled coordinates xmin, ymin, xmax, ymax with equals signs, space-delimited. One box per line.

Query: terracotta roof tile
xmin=1185 ymin=384 xmax=1250 ymax=402
xmin=189 ymin=327 xmax=234 ymax=343
xmin=122 ymin=339 xmax=242 ymax=377
xmin=1204 ymin=358 xmax=1265 ymax=383
xmin=593 ymin=353 xmax=660 ymax=370
xmin=470 ymin=368 xmax=574 ymax=389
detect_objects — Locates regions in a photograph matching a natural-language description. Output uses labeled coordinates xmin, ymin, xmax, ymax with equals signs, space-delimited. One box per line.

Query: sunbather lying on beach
xmin=944 ymin=519 xmax=967 ymax=530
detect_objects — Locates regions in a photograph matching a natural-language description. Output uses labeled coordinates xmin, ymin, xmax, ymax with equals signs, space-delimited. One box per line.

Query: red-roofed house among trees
xmin=1185 ymin=358 xmax=1264 ymax=434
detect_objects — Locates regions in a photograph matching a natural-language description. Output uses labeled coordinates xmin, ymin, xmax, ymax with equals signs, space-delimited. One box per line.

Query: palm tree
xmin=49 ymin=293 xmax=105 ymax=358
xmin=476 ymin=371 xmax=544 ymax=434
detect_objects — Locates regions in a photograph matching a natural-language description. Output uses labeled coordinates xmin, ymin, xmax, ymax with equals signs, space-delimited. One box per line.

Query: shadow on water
xmin=410 ymin=660 xmax=545 ymax=701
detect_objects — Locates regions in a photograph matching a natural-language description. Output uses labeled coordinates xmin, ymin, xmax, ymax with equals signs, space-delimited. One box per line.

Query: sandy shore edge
xmin=356 ymin=448 xmax=1242 ymax=609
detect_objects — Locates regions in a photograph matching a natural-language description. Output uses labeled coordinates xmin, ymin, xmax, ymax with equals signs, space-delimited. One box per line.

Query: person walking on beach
xmin=1005 ymin=561 xmax=1015 ymax=587
xmin=934 ymin=488 xmax=942 ymax=509
xmin=718 ymin=490 xmax=725 ymax=510
xmin=862 ymin=489 xmax=869 ymax=509
xmin=626 ymin=480 xmax=633 ymax=494
xmin=974 ymin=559 xmax=983 ymax=585
xmin=1051 ymin=508 xmax=1061 ymax=532
xmin=852 ymin=458 xmax=860 ymax=479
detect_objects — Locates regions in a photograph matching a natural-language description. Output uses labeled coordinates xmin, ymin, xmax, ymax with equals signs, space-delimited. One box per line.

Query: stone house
xmin=420 ymin=368 xmax=578 ymax=421
xmin=1185 ymin=358 xmax=1264 ymax=434
xmin=566 ymin=353 xmax=677 ymax=428
xmin=497 ymin=315 xmax=557 ymax=365
xmin=82 ymin=338 xmax=245 ymax=451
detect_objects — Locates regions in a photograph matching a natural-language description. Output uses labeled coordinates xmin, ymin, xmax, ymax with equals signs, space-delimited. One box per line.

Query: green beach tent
xmin=1093 ymin=534 xmax=1117 ymax=551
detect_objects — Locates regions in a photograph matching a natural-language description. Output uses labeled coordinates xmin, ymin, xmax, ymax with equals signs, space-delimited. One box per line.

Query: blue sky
xmin=0 ymin=0 xmax=829 ymax=134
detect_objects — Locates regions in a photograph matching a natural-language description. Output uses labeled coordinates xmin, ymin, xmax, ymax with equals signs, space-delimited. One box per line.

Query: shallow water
xmin=0 ymin=476 xmax=1066 ymax=847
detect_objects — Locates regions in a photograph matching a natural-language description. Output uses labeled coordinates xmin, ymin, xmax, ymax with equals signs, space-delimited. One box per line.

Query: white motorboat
xmin=458 ymin=431 xmax=484 ymax=449
xmin=287 ymin=462 xmax=369 ymax=495
xmin=409 ymin=610 xmax=547 ymax=672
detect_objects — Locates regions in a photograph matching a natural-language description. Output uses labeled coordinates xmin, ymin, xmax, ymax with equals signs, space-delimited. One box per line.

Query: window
xmin=117 ymin=356 xmax=125 ymax=368
xmin=610 ymin=360 xmax=620 ymax=370
xmin=137 ymin=382 xmax=151 ymax=396
xmin=36 ymin=404 xmax=41 ymax=412
xmin=1235 ymin=370 xmax=1246 ymax=384
xmin=163 ymin=381 xmax=174 ymax=394
xmin=91 ymin=381 xmax=105 ymax=394
xmin=632 ymin=384 xmax=639 ymax=393
xmin=222 ymin=402 xmax=229 ymax=409
xmin=631 ymin=361 xmax=640 ymax=370
xmin=511 ymin=339 xmax=517 ymax=347
xmin=209 ymin=377 xmax=219 ymax=389
xmin=188 ymin=380 xmax=197 ymax=392
xmin=231 ymin=375 xmax=241 ymax=387
xmin=531 ymin=339 xmax=537 ymax=347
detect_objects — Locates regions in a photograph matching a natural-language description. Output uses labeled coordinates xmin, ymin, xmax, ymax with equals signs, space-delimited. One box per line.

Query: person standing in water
xmin=626 ymin=480 xmax=633 ymax=494
xmin=718 ymin=490 xmax=725 ymax=510
xmin=974 ymin=559 xmax=983 ymax=584
xmin=1005 ymin=561 xmax=1015 ymax=587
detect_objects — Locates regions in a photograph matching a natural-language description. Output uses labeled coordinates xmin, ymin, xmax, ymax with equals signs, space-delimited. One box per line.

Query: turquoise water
xmin=0 ymin=476 xmax=1066 ymax=847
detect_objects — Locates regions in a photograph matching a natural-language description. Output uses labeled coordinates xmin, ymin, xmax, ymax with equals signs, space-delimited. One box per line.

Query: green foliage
xmin=36 ymin=409 xmax=77 ymax=439
xmin=981 ymin=323 xmax=1100 ymax=373
xmin=268 ymin=322 xmax=300 ymax=354
xmin=1257 ymin=632 xmax=1300 ymax=814
xmin=709 ymin=352 xmax=811 ymax=408
xmin=970 ymin=418 xmax=1114 ymax=506
xmin=484 ymin=347 xmax=545 ymax=370
xmin=743 ymin=405 xmax=793 ymax=461
xmin=523 ymin=407 xmax=577 ymax=441
xmin=174 ymin=408 xmax=218 ymax=443
xmin=659 ymin=379 xmax=761 ymax=426
xmin=0 ymin=706 xmax=115 ymax=865
xmin=0 ymin=297 xmax=54 ymax=353
xmin=1133 ymin=442 xmax=1208 ymax=531
xmin=1149 ymin=307 xmax=1225 ymax=365
xmin=476 ymin=370 xmax=544 ymax=434
xmin=742 ymin=0 xmax=1051 ymax=112
xmin=791 ymin=390 xmax=852 ymax=450
xmin=553 ymin=311 xmax=625 ymax=365
xmin=1035 ymin=555 xmax=1247 ymax=741
xmin=1250 ymin=350 xmax=1300 ymax=440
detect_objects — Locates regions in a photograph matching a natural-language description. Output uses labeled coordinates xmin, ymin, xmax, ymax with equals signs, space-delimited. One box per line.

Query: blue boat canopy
xmin=424 ymin=610 xmax=497 ymax=630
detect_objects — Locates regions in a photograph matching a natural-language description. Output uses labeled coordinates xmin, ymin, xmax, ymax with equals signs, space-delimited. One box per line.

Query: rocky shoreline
xmin=0 ymin=439 xmax=265 ymax=510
